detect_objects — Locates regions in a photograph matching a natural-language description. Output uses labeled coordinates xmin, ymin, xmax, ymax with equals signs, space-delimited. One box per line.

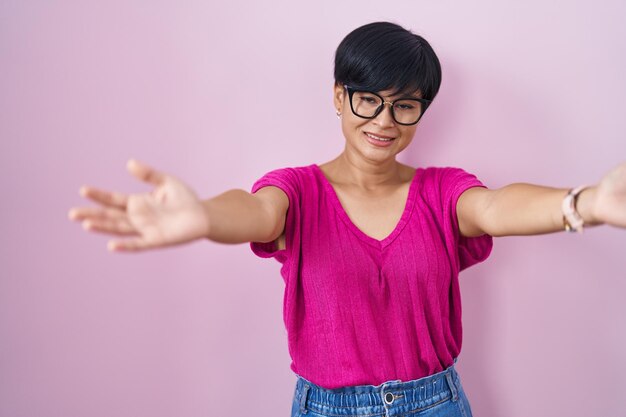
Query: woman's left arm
xmin=457 ymin=162 xmax=626 ymax=238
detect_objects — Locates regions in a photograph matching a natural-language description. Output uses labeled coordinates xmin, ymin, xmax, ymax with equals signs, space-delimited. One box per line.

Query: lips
xmin=364 ymin=131 xmax=396 ymax=140
xmin=363 ymin=131 xmax=396 ymax=148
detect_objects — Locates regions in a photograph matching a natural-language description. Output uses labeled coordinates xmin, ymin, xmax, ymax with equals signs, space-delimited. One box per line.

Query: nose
xmin=374 ymin=102 xmax=396 ymax=128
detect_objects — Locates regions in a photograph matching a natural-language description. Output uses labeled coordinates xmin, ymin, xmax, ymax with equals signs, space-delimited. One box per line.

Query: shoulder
xmin=415 ymin=166 xmax=492 ymax=208
xmin=418 ymin=165 xmax=484 ymax=186
xmin=254 ymin=164 xmax=316 ymax=178
xmin=251 ymin=164 xmax=316 ymax=192
xmin=419 ymin=165 xmax=469 ymax=176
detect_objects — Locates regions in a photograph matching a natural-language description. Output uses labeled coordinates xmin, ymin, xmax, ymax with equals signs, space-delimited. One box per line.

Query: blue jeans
xmin=291 ymin=358 xmax=473 ymax=417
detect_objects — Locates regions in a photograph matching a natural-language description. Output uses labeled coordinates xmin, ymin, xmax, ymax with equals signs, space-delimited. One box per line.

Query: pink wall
xmin=1 ymin=1 xmax=625 ymax=416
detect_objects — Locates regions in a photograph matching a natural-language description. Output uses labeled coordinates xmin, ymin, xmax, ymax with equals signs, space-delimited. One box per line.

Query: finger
xmin=127 ymin=159 xmax=167 ymax=186
xmin=82 ymin=218 xmax=139 ymax=236
xmin=79 ymin=186 xmax=128 ymax=209
xmin=68 ymin=206 xmax=125 ymax=222
xmin=107 ymin=237 xmax=154 ymax=252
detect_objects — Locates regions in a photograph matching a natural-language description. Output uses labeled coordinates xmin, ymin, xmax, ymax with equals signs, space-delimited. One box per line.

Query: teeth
xmin=366 ymin=132 xmax=395 ymax=142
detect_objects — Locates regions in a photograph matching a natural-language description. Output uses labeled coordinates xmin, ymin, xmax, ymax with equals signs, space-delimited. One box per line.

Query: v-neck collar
xmin=311 ymin=163 xmax=420 ymax=250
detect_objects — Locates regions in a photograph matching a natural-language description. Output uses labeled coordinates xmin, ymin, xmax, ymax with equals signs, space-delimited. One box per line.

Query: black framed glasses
xmin=344 ymin=85 xmax=432 ymax=126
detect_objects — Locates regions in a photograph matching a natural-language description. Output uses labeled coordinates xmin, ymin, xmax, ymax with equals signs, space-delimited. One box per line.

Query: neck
xmin=325 ymin=151 xmax=405 ymax=190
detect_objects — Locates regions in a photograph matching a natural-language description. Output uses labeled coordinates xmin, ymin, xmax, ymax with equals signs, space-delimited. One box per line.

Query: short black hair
xmin=334 ymin=22 xmax=442 ymax=101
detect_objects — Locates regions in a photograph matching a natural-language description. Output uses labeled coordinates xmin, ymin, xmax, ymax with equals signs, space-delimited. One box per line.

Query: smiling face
xmin=333 ymin=83 xmax=421 ymax=165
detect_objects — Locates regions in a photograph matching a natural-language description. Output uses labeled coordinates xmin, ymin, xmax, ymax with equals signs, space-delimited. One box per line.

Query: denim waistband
xmin=294 ymin=358 xmax=461 ymax=417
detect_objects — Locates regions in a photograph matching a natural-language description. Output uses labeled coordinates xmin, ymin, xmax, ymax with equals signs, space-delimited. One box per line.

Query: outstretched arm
xmin=202 ymin=186 xmax=288 ymax=244
xmin=457 ymin=162 xmax=626 ymax=238
xmin=69 ymin=159 xmax=289 ymax=251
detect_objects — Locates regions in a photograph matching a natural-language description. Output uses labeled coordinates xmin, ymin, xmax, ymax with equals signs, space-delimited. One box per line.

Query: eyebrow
xmin=400 ymin=93 xmax=423 ymax=100
xmin=383 ymin=92 xmax=423 ymax=100
xmin=353 ymin=86 xmax=423 ymax=100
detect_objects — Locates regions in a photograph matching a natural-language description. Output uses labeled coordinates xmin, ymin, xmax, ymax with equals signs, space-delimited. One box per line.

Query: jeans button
xmin=384 ymin=392 xmax=394 ymax=404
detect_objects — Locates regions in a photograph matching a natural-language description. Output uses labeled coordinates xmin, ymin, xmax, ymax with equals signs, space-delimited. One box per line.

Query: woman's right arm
xmin=202 ymin=186 xmax=289 ymax=245
xmin=69 ymin=159 xmax=289 ymax=252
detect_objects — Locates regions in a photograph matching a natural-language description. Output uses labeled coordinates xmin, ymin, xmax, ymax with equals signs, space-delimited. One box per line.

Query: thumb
xmin=127 ymin=159 xmax=167 ymax=186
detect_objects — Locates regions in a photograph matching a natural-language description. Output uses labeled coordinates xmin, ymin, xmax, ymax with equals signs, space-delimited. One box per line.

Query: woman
xmin=68 ymin=21 xmax=626 ymax=417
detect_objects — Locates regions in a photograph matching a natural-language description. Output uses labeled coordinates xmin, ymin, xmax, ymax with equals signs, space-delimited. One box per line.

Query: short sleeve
xmin=440 ymin=167 xmax=494 ymax=271
xmin=249 ymin=167 xmax=301 ymax=264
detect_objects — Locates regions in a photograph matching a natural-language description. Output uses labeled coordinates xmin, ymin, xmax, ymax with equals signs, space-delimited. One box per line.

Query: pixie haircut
xmin=334 ymin=22 xmax=442 ymax=101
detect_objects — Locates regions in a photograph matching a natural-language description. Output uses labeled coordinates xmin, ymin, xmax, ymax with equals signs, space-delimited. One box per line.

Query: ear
xmin=333 ymin=82 xmax=345 ymax=112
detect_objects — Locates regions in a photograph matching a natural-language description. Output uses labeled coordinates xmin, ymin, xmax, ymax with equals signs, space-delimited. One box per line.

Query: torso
xmin=274 ymin=162 xmax=416 ymax=250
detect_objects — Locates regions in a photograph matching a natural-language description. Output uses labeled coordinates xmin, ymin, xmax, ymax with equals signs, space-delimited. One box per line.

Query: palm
xmin=125 ymin=177 xmax=206 ymax=246
xmin=69 ymin=160 xmax=209 ymax=251
xmin=592 ymin=162 xmax=626 ymax=228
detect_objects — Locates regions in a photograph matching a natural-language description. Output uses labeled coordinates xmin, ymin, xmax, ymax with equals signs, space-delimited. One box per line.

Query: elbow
xmin=256 ymin=201 xmax=286 ymax=244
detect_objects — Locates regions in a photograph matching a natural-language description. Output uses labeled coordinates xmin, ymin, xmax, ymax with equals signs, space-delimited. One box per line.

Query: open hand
xmin=591 ymin=161 xmax=626 ymax=229
xmin=68 ymin=159 xmax=209 ymax=252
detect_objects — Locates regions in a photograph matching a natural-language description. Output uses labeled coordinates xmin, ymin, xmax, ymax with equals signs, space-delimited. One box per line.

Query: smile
xmin=365 ymin=132 xmax=396 ymax=142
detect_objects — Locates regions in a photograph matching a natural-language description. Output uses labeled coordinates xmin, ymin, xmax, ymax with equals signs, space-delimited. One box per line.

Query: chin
xmin=359 ymin=146 xmax=400 ymax=163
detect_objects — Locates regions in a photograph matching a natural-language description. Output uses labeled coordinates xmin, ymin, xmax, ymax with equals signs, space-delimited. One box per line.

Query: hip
xmin=291 ymin=358 xmax=472 ymax=417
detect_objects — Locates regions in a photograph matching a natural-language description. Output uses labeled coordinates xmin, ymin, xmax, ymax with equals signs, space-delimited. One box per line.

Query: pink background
xmin=2 ymin=1 xmax=625 ymax=416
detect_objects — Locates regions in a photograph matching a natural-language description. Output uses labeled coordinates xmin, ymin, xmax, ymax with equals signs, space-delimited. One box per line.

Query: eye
xmin=395 ymin=103 xmax=415 ymax=110
xmin=359 ymin=96 xmax=379 ymax=104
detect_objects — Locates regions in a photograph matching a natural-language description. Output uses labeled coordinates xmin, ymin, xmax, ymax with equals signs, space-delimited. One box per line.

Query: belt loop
xmin=445 ymin=371 xmax=459 ymax=402
xmin=299 ymin=384 xmax=310 ymax=414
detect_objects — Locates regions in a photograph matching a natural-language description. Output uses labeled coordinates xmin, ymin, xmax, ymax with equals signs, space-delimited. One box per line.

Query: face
xmin=333 ymin=83 xmax=422 ymax=165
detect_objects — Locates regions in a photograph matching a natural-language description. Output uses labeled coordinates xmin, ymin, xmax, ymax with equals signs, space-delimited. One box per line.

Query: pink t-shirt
xmin=250 ymin=164 xmax=493 ymax=389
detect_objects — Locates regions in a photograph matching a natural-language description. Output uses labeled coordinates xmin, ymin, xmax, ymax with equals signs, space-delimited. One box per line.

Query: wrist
xmin=200 ymin=199 xmax=214 ymax=240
